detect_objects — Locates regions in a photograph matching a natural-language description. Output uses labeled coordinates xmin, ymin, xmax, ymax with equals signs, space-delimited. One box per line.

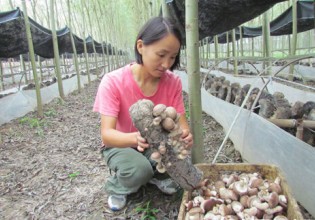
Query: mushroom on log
xmin=129 ymin=99 xmax=203 ymax=190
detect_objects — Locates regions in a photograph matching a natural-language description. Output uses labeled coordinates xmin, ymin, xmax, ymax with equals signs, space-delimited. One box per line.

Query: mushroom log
xmin=129 ymin=99 xmax=203 ymax=190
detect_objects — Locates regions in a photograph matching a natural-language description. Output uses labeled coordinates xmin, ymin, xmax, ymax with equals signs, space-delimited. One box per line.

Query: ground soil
xmin=0 ymin=76 xmax=313 ymax=219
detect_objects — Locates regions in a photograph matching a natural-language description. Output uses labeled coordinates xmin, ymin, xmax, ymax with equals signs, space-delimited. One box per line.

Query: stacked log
xmin=204 ymin=75 xmax=315 ymax=146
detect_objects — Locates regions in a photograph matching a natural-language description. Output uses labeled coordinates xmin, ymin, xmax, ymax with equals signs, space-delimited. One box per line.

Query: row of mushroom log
xmin=203 ymin=74 xmax=315 ymax=146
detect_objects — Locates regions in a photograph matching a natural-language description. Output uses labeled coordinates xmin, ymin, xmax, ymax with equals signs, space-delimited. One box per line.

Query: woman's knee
xmin=119 ymin=162 xmax=154 ymax=188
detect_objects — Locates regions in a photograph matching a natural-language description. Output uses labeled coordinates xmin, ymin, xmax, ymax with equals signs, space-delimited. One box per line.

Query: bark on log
xmin=129 ymin=99 xmax=203 ymax=190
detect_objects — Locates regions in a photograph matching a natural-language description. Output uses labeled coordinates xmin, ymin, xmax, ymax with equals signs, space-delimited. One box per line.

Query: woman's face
xmin=137 ymin=33 xmax=180 ymax=77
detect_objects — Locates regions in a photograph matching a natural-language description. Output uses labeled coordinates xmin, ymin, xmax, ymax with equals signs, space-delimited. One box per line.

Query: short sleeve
xmin=93 ymin=74 xmax=120 ymax=117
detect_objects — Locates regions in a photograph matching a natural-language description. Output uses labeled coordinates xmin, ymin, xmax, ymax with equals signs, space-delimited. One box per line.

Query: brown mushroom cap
xmin=240 ymin=195 xmax=249 ymax=208
xmin=158 ymin=144 xmax=166 ymax=154
xmin=218 ymin=204 xmax=233 ymax=216
xmin=153 ymin=103 xmax=166 ymax=116
xmin=249 ymin=177 xmax=263 ymax=188
xmin=162 ymin=117 xmax=175 ymax=131
xmin=164 ymin=106 xmax=177 ymax=120
xmin=200 ymin=197 xmax=224 ymax=213
xmin=150 ymin=151 xmax=161 ymax=162
xmin=268 ymin=192 xmax=279 ymax=208
xmin=219 ymin=188 xmax=238 ymax=201
xmin=269 ymin=182 xmax=282 ymax=194
xmin=214 ymin=180 xmax=226 ymax=192
xmin=247 ymin=187 xmax=258 ymax=196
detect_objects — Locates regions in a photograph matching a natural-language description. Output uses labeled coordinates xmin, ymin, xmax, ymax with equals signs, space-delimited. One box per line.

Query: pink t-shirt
xmin=93 ymin=63 xmax=185 ymax=133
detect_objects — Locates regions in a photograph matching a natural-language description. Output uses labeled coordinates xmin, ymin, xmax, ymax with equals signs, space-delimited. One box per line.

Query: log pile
xmin=204 ymin=74 xmax=315 ymax=146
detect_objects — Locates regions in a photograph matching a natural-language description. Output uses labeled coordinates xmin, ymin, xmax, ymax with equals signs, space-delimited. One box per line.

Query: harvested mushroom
xmin=233 ymin=180 xmax=248 ymax=196
xmin=193 ymin=196 xmax=205 ymax=206
xmin=200 ymin=197 xmax=223 ymax=213
xmin=239 ymin=195 xmax=249 ymax=208
xmin=269 ymin=177 xmax=282 ymax=194
xmin=185 ymin=200 xmax=194 ymax=211
xmin=219 ymin=188 xmax=238 ymax=201
xmin=231 ymin=200 xmax=244 ymax=213
xmin=218 ymin=204 xmax=234 ymax=216
xmin=222 ymin=174 xmax=238 ymax=187
xmin=265 ymin=205 xmax=283 ymax=215
xmin=214 ymin=180 xmax=226 ymax=192
xmin=267 ymin=192 xmax=279 ymax=208
xmin=187 ymin=207 xmax=204 ymax=220
xmin=273 ymin=215 xmax=289 ymax=220
xmin=243 ymin=207 xmax=258 ymax=216
xmin=248 ymin=187 xmax=258 ymax=196
xmin=248 ymin=196 xmax=269 ymax=210
xmin=203 ymin=211 xmax=222 ymax=220
xmin=278 ymin=195 xmax=288 ymax=208
xmin=249 ymin=176 xmax=263 ymax=188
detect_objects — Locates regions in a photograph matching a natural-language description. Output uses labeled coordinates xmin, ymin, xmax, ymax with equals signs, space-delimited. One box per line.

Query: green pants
xmin=102 ymin=147 xmax=155 ymax=195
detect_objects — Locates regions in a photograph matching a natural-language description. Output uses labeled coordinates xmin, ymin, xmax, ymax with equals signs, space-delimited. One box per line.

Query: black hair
xmin=134 ymin=16 xmax=182 ymax=71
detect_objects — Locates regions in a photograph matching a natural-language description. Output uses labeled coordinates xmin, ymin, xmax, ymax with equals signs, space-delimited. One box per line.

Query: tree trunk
xmin=289 ymin=0 xmax=297 ymax=81
xmin=185 ymin=0 xmax=204 ymax=164
xmin=50 ymin=0 xmax=65 ymax=100
xmin=67 ymin=0 xmax=81 ymax=93
xmin=22 ymin=0 xmax=43 ymax=117
xmin=129 ymin=99 xmax=203 ymax=191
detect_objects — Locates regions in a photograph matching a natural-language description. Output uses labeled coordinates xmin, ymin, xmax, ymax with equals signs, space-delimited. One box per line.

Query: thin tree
xmin=84 ymin=1 xmax=99 ymax=76
xmin=263 ymin=11 xmax=271 ymax=75
xmin=289 ymin=0 xmax=297 ymax=81
xmin=161 ymin=0 xmax=170 ymax=17
xmin=232 ymin=29 xmax=238 ymax=75
xmin=0 ymin=61 xmax=4 ymax=91
xmin=50 ymin=0 xmax=65 ymax=100
xmin=67 ymin=0 xmax=81 ymax=93
xmin=185 ymin=0 xmax=204 ymax=164
xmin=79 ymin=0 xmax=91 ymax=84
xmin=21 ymin=0 xmax=43 ymax=117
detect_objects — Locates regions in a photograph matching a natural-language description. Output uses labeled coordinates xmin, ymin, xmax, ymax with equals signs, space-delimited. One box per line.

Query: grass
xmin=19 ymin=116 xmax=46 ymax=128
xmin=19 ymin=116 xmax=48 ymax=136
xmin=134 ymin=201 xmax=159 ymax=220
xmin=68 ymin=171 xmax=80 ymax=180
xmin=44 ymin=108 xmax=57 ymax=117
xmin=18 ymin=107 xmax=58 ymax=136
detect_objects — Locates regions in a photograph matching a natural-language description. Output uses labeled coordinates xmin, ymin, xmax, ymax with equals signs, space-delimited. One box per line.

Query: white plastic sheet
xmin=0 ymin=75 xmax=97 ymax=125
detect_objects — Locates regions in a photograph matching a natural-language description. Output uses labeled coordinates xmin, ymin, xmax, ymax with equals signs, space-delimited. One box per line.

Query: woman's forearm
xmin=102 ymin=129 xmax=138 ymax=148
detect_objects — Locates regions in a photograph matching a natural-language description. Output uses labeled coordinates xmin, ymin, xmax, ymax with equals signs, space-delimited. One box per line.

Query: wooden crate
xmin=178 ymin=163 xmax=303 ymax=220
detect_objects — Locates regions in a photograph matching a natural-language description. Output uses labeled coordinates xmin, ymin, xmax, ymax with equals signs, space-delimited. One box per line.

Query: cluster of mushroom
xmin=150 ymin=104 xmax=190 ymax=173
xmin=185 ymin=172 xmax=289 ymax=220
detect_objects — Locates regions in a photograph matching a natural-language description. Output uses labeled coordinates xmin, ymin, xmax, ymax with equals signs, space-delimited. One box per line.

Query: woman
xmin=93 ymin=16 xmax=193 ymax=211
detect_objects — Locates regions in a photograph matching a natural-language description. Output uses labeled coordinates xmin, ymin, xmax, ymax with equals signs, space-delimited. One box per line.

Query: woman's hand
xmin=181 ymin=129 xmax=193 ymax=148
xmin=136 ymin=132 xmax=149 ymax=152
